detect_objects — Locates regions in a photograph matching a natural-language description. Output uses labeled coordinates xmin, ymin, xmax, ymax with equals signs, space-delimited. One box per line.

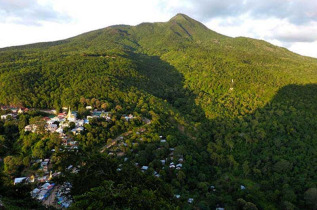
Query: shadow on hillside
xmin=123 ymin=51 xmax=208 ymax=125
xmin=208 ymin=83 xmax=317 ymax=208
xmin=118 ymin=52 xmax=317 ymax=208
xmin=243 ymin=83 xmax=317 ymax=164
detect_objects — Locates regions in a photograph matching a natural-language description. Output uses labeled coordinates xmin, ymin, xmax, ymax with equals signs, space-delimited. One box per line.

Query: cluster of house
xmin=133 ymin=138 xmax=185 ymax=180
xmin=139 ymin=165 xmax=161 ymax=178
xmin=24 ymin=108 xmax=84 ymax=150
xmin=24 ymin=107 xmax=86 ymax=135
xmin=166 ymin=146 xmax=184 ymax=170
xmin=14 ymin=159 xmax=62 ymax=185
xmin=40 ymin=159 xmax=50 ymax=172
xmin=0 ymin=107 xmax=29 ymax=120
xmin=14 ymin=161 xmax=75 ymax=208
xmin=29 ymin=181 xmax=73 ymax=208
xmin=56 ymin=182 xmax=73 ymax=208
xmin=174 ymin=185 xmax=245 ymax=206
xmin=174 ymin=194 xmax=194 ymax=203
xmin=0 ymin=113 xmax=15 ymax=120
xmin=24 ymin=107 xmax=116 ymax=134
xmin=31 ymin=182 xmax=55 ymax=201
xmin=106 ymin=131 xmax=186 ymax=179
xmin=122 ymin=114 xmax=135 ymax=121
xmin=7 ymin=106 xmax=138 ymax=209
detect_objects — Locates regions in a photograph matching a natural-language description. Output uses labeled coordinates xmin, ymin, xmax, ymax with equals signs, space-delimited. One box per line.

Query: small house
xmin=169 ymin=163 xmax=175 ymax=169
xmin=47 ymin=124 xmax=58 ymax=132
xmin=141 ymin=166 xmax=149 ymax=171
xmin=14 ymin=177 xmax=27 ymax=185
xmin=71 ymin=127 xmax=84 ymax=135
xmin=210 ymin=185 xmax=216 ymax=192
xmin=1 ymin=114 xmax=13 ymax=120
xmin=31 ymin=188 xmax=40 ymax=198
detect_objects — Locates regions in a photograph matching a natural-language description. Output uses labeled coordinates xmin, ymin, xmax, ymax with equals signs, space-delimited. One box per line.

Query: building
xmin=71 ymin=127 xmax=84 ymax=135
xmin=141 ymin=166 xmax=149 ymax=171
xmin=24 ymin=124 xmax=37 ymax=132
xmin=66 ymin=107 xmax=77 ymax=122
xmin=1 ymin=114 xmax=13 ymax=120
xmin=47 ymin=124 xmax=58 ymax=132
xmin=14 ymin=177 xmax=28 ymax=185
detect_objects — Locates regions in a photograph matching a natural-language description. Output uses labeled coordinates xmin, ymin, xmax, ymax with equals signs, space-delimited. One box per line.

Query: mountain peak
xmin=169 ymin=13 xmax=195 ymax=23
xmin=166 ymin=13 xmax=218 ymax=40
xmin=170 ymin=13 xmax=190 ymax=20
xmin=168 ymin=13 xmax=209 ymax=30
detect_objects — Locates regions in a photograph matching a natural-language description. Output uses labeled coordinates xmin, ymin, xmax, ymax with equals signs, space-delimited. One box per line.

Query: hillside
xmin=0 ymin=13 xmax=316 ymax=209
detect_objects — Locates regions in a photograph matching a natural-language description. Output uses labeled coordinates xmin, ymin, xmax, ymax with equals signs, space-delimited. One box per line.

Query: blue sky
xmin=0 ymin=0 xmax=316 ymax=58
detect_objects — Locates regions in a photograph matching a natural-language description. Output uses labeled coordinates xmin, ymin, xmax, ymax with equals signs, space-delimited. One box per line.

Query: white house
xmin=1 ymin=114 xmax=13 ymax=120
xmin=56 ymin=127 xmax=64 ymax=134
xmin=169 ymin=162 xmax=175 ymax=168
xmin=141 ymin=166 xmax=149 ymax=171
xmin=24 ymin=124 xmax=37 ymax=132
xmin=71 ymin=127 xmax=84 ymax=135
xmin=47 ymin=120 xmax=55 ymax=125
xmin=14 ymin=177 xmax=28 ymax=185
xmin=76 ymin=119 xmax=84 ymax=127
xmin=47 ymin=124 xmax=57 ymax=132
xmin=51 ymin=117 xmax=60 ymax=122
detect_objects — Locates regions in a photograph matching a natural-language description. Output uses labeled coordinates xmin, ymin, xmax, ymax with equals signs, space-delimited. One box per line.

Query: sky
xmin=0 ymin=0 xmax=316 ymax=58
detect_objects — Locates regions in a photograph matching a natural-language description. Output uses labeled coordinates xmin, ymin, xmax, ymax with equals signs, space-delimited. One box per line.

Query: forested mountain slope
xmin=1 ymin=14 xmax=316 ymax=117
xmin=0 ymin=14 xmax=316 ymax=209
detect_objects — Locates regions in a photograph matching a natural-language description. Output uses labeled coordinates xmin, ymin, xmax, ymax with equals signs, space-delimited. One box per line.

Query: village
xmin=1 ymin=105 xmax=137 ymax=208
xmin=0 ymin=105 xmax=195 ymax=208
xmin=1 ymin=105 xmax=239 ymax=209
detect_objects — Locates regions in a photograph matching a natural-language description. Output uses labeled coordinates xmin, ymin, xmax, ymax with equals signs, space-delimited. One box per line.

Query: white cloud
xmin=289 ymin=41 xmax=317 ymax=58
xmin=0 ymin=0 xmax=316 ymax=58
xmin=272 ymin=21 xmax=317 ymax=43
xmin=0 ymin=0 xmax=69 ymax=25
xmin=205 ymin=16 xmax=317 ymax=58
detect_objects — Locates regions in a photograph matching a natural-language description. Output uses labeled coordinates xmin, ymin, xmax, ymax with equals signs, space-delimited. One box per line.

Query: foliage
xmin=0 ymin=13 xmax=316 ymax=209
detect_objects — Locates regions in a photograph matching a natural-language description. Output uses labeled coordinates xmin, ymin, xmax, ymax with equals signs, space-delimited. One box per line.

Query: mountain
xmin=0 ymin=13 xmax=316 ymax=116
xmin=0 ymin=14 xmax=316 ymax=209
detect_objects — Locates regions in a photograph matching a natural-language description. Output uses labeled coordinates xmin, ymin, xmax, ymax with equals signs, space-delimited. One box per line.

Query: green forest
xmin=0 ymin=14 xmax=316 ymax=209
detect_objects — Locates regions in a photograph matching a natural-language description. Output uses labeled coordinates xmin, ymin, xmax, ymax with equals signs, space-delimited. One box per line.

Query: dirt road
xmin=43 ymin=186 xmax=59 ymax=208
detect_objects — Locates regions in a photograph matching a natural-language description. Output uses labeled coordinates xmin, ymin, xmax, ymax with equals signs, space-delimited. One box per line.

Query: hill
xmin=0 ymin=13 xmax=316 ymax=209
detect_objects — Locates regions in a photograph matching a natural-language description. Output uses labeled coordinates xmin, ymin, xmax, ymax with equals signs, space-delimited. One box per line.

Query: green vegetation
xmin=0 ymin=14 xmax=316 ymax=209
